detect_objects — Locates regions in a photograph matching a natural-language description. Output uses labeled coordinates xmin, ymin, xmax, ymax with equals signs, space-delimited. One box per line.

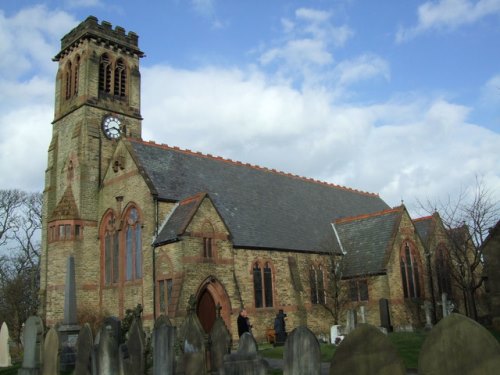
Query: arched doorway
xmin=196 ymin=276 xmax=232 ymax=334
xmin=197 ymin=288 xmax=216 ymax=333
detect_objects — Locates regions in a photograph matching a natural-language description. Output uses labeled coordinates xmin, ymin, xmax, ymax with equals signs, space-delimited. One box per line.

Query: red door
xmin=197 ymin=289 xmax=216 ymax=333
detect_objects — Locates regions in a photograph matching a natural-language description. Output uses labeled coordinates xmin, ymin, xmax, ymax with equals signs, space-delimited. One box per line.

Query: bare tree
xmin=418 ymin=176 xmax=500 ymax=320
xmin=317 ymin=229 xmax=350 ymax=325
xmin=0 ymin=189 xmax=42 ymax=344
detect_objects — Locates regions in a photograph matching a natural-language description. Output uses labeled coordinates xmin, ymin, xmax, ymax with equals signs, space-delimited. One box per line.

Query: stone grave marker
xmin=330 ymin=325 xmax=344 ymax=345
xmin=74 ymin=323 xmax=93 ymax=375
xmin=329 ymin=324 xmax=406 ymax=375
xmin=59 ymin=255 xmax=81 ymax=371
xmin=379 ymin=298 xmax=393 ymax=332
xmin=153 ymin=315 xmax=176 ymax=375
xmin=222 ymin=332 xmax=267 ymax=375
xmin=359 ymin=305 xmax=366 ymax=324
xmin=0 ymin=322 xmax=12 ymax=367
xmin=18 ymin=315 xmax=44 ymax=375
xmin=283 ymin=326 xmax=321 ymax=375
xmin=209 ymin=304 xmax=231 ymax=373
xmin=120 ymin=318 xmax=144 ymax=375
xmin=274 ymin=309 xmax=287 ymax=345
xmin=422 ymin=301 xmax=433 ymax=330
xmin=96 ymin=320 xmax=120 ymax=375
xmin=41 ymin=327 xmax=59 ymax=375
xmin=178 ymin=295 xmax=206 ymax=375
xmin=419 ymin=313 xmax=500 ymax=375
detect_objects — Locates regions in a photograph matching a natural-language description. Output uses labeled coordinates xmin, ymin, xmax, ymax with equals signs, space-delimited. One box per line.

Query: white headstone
xmin=0 ymin=322 xmax=11 ymax=367
xmin=330 ymin=325 xmax=344 ymax=345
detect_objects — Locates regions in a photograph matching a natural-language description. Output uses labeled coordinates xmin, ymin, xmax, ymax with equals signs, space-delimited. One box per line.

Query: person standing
xmin=237 ymin=308 xmax=252 ymax=337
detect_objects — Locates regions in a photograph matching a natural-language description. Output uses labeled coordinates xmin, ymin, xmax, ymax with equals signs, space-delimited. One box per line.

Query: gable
xmin=129 ymin=139 xmax=390 ymax=252
xmin=335 ymin=207 xmax=403 ymax=277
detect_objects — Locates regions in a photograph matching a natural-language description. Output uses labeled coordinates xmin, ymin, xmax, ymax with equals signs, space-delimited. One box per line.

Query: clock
xmin=102 ymin=116 xmax=122 ymax=139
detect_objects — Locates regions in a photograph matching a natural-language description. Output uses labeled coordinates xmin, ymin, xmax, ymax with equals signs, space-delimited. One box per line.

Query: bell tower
xmin=40 ymin=16 xmax=144 ymax=324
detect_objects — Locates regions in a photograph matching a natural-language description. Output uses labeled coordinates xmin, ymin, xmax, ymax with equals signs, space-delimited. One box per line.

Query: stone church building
xmin=40 ymin=16 xmax=463 ymax=341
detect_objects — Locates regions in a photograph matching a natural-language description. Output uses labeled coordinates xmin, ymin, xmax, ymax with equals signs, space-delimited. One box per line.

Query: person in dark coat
xmin=237 ymin=308 xmax=252 ymax=337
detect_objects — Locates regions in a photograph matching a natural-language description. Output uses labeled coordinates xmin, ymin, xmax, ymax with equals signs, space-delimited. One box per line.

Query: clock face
xmin=102 ymin=116 xmax=122 ymax=139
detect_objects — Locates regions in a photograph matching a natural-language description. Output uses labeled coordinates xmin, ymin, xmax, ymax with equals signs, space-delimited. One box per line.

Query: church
xmin=40 ymin=16 xmax=464 ymax=341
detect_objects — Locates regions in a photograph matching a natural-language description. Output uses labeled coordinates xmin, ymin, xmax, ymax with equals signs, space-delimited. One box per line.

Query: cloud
xmin=333 ymin=54 xmax=390 ymax=87
xmin=190 ymin=0 xmax=224 ymax=29
xmin=141 ymin=64 xmax=500 ymax=211
xmin=0 ymin=6 xmax=76 ymax=79
xmin=396 ymin=0 xmax=500 ymax=42
xmin=0 ymin=7 xmax=76 ymax=191
xmin=259 ymin=7 xmax=353 ymax=77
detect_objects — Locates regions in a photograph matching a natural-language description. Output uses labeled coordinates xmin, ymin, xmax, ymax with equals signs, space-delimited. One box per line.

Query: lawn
xmin=259 ymin=328 xmax=500 ymax=374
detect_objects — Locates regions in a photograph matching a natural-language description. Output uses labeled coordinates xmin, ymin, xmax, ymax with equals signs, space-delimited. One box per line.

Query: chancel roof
xmin=334 ymin=207 xmax=403 ymax=277
xmin=413 ymin=216 xmax=434 ymax=247
xmin=129 ymin=139 xmax=390 ymax=252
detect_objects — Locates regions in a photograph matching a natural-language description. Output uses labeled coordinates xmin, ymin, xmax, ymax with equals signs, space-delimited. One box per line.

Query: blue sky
xmin=1 ymin=0 xmax=499 ymax=215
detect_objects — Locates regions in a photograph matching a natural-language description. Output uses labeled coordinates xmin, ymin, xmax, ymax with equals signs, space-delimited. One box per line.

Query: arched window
xmin=124 ymin=207 xmax=142 ymax=281
xmin=73 ymin=55 xmax=80 ymax=96
xmin=103 ymin=212 xmax=119 ymax=285
xmin=99 ymin=54 xmax=112 ymax=94
xmin=253 ymin=261 xmax=274 ymax=308
xmin=65 ymin=61 xmax=72 ymax=100
xmin=436 ymin=245 xmax=452 ymax=297
xmin=400 ymin=242 xmax=422 ymax=299
xmin=310 ymin=265 xmax=326 ymax=304
xmin=114 ymin=58 xmax=127 ymax=97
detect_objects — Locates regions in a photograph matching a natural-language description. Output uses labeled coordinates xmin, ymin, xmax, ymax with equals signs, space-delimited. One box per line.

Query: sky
xmin=1 ymin=0 xmax=499 ymax=217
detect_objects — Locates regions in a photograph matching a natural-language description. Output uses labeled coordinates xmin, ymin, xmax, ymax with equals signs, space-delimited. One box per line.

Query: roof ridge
xmin=334 ymin=205 xmax=403 ymax=224
xmin=131 ymin=138 xmax=380 ymax=197
xmin=413 ymin=215 xmax=433 ymax=222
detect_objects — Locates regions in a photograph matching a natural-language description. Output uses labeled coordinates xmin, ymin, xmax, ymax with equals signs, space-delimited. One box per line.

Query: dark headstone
xmin=329 ymin=324 xmax=405 ymax=375
xmin=419 ymin=313 xmax=500 ymax=375
xmin=153 ymin=315 xmax=176 ymax=375
xmin=379 ymin=298 xmax=393 ymax=332
xmin=178 ymin=296 xmax=206 ymax=375
xmin=283 ymin=326 xmax=320 ymax=375
xmin=18 ymin=316 xmax=44 ymax=375
xmin=274 ymin=309 xmax=288 ymax=345
xmin=209 ymin=306 xmax=231 ymax=373
xmin=59 ymin=255 xmax=81 ymax=371
xmin=120 ymin=318 xmax=144 ymax=375
xmin=74 ymin=323 xmax=93 ymax=375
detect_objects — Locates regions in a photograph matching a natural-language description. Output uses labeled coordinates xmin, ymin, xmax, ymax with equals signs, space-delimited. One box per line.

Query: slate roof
xmin=155 ymin=193 xmax=206 ymax=245
xmin=128 ymin=139 xmax=390 ymax=252
xmin=413 ymin=216 xmax=434 ymax=246
xmin=333 ymin=207 xmax=403 ymax=277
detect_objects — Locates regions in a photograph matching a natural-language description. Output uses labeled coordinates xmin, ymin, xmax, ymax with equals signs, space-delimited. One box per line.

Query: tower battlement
xmin=54 ymin=15 xmax=144 ymax=61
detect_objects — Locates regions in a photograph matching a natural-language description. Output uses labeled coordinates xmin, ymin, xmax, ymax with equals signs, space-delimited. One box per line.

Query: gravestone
xmin=59 ymin=255 xmax=81 ymax=371
xmin=419 ymin=313 xmax=500 ymax=375
xmin=178 ymin=295 xmax=206 ymax=375
xmin=0 ymin=322 xmax=12 ymax=367
xmin=274 ymin=309 xmax=287 ymax=345
xmin=74 ymin=323 xmax=93 ymax=375
xmin=221 ymin=332 xmax=267 ymax=375
xmin=120 ymin=318 xmax=144 ymax=375
xmin=359 ymin=306 xmax=366 ymax=324
xmin=345 ymin=309 xmax=358 ymax=334
xmin=283 ymin=326 xmax=320 ymax=375
xmin=153 ymin=315 xmax=176 ymax=375
xmin=330 ymin=325 xmax=344 ymax=345
xmin=18 ymin=315 xmax=44 ymax=375
xmin=96 ymin=319 xmax=120 ymax=375
xmin=329 ymin=324 xmax=406 ymax=375
xmin=379 ymin=298 xmax=393 ymax=332
xmin=209 ymin=304 xmax=231 ymax=373
xmin=422 ymin=301 xmax=433 ymax=330
xmin=41 ymin=328 xmax=59 ymax=375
